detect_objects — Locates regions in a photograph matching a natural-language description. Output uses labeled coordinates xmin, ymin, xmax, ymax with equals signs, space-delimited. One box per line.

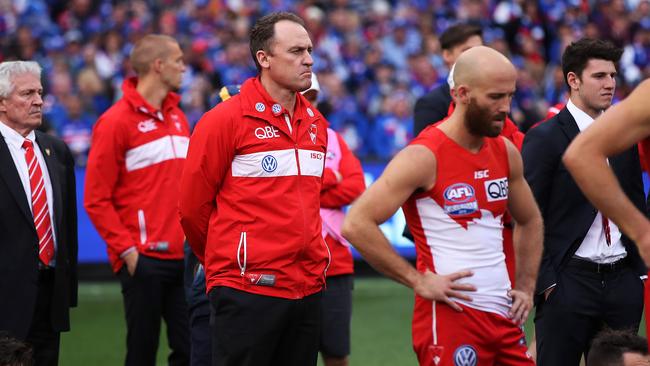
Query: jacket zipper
xmin=138 ymin=209 xmax=147 ymax=245
xmin=237 ymin=230 xmax=247 ymax=277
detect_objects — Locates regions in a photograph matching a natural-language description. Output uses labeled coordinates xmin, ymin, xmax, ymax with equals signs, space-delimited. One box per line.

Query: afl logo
xmin=453 ymin=345 xmax=477 ymax=366
xmin=443 ymin=183 xmax=478 ymax=216
xmin=261 ymin=155 xmax=278 ymax=172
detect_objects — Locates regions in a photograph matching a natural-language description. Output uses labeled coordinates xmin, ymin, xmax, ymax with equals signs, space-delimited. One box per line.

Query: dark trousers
xmin=26 ymin=268 xmax=60 ymax=366
xmin=189 ymin=301 xmax=211 ymax=366
xmin=209 ymin=286 xmax=322 ymax=366
xmin=118 ymin=255 xmax=190 ymax=366
xmin=535 ymin=260 xmax=644 ymax=366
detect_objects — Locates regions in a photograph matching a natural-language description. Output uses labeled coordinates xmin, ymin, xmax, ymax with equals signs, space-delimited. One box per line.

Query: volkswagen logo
xmin=453 ymin=345 xmax=477 ymax=366
xmin=261 ymin=155 xmax=278 ymax=172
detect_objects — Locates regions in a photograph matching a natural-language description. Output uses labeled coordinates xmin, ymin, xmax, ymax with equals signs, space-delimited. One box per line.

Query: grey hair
xmin=0 ymin=61 xmax=42 ymax=98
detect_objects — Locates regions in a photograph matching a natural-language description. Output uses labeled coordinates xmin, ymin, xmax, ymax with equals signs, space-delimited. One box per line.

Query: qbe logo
xmin=453 ymin=345 xmax=477 ymax=366
xmin=261 ymin=155 xmax=278 ymax=172
xmin=443 ymin=183 xmax=478 ymax=216
xmin=484 ymin=177 xmax=508 ymax=202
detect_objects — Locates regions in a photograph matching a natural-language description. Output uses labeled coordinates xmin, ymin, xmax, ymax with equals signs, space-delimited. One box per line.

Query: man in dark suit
xmin=522 ymin=39 xmax=646 ymax=365
xmin=0 ymin=61 xmax=78 ymax=365
xmin=413 ymin=23 xmax=482 ymax=135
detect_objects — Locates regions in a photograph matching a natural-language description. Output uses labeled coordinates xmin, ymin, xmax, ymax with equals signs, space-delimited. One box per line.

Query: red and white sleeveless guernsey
xmin=403 ymin=126 xmax=512 ymax=317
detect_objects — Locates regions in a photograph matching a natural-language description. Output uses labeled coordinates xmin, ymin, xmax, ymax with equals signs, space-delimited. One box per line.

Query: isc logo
xmin=444 ymin=183 xmax=475 ymax=203
xmin=474 ymin=170 xmax=489 ymax=179
xmin=255 ymin=126 xmax=280 ymax=139
xmin=311 ymin=152 xmax=323 ymax=160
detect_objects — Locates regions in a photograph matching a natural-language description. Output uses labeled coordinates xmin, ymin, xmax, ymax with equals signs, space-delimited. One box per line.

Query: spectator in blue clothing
xmin=371 ymin=90 xmax=413 ymax=160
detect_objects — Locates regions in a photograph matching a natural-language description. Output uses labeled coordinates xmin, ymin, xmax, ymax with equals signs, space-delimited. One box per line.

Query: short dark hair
xmin=587 ymin=329 xmax=648 ymax=366
xmin=249 ymin=12 xmax=305 ymax=72
xmin=561 ymin=38 xmax=622 ymax=89
xmin=0 ymin=332 xmax=33 ymax=366
xmin=439 ymin=23 xmax=483 ymax=51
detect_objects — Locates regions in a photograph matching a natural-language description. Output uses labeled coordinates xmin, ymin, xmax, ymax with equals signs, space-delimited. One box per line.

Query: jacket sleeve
xmin=60 ymin=140 xmax=78 ymax=307
xmin=521 ymin=124 xmax=561 ymax=294
xmin=320 ymin=132 xmax=366 ymax=208
xmin=179 ymin=108 xmax=235 ymax=263
xmin=83 ymin=117 xmax=136 ymax=258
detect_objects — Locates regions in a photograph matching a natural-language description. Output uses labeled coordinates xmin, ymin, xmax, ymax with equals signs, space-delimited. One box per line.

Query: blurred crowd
xmin=2 ymin=0 xmax=650 ymax=164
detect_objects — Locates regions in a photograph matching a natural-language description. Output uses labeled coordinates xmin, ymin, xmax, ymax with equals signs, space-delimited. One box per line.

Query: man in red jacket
xmin=179 ymin=12 xmax=330 ymax=366
xmin=84 ymin=34 xmax=190 ymax=366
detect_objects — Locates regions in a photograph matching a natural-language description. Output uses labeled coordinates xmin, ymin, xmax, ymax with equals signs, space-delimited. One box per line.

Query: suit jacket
xmin=413 ymin=83 xmax=452 ymax=136
xmin=0 ymin=130 xmax=78 ymax=339
xmin=522 ymin=107 xmax=647 ymax=303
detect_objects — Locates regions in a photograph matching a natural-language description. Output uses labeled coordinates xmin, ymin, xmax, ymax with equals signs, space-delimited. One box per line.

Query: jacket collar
xmin=240 ymin=77 xmax=320 ymax=127
xmin=121 ymin=77 xmax=181 ymax=121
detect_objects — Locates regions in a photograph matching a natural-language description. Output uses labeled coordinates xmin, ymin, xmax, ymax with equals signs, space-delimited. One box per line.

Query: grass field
xmin=59 ymin=278 xmax=637 ymax=365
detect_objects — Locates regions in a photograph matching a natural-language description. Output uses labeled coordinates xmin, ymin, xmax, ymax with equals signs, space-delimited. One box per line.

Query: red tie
xmin=22 ymin=139 xmax=54 ymax=266
xmin=602 ymin=214 xmax=611 ymax=246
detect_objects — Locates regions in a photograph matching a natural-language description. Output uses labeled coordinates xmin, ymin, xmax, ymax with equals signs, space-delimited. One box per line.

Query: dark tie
xmin=22 ymin=139 xmax=54 ymax=266
xmin=602 ymin=214 xmax=611 ymax=246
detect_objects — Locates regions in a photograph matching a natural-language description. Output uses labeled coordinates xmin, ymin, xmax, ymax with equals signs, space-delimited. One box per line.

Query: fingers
xmin=447 ymin=270 xmax=474 ymax=281
xmin=443 ymin=297 xmax=464 ymax=312
xmin=450 ymin=283 xmax=477 ymax=292
xmin=446 ymin=290 xmax=473 ymax=302
xmin=508 ymin=292 xmax=531 ymax=325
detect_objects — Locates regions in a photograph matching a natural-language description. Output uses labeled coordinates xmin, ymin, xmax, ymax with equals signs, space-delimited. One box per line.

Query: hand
xmin=508 ymin=289 xmax=533 ymax=325
xmin=412 ymin=269 xmax=476 ymax=312
xmin=124 ymin=251 xmax=139 ymax=276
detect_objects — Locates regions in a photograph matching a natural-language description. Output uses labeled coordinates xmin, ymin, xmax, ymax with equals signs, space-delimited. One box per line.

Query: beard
xmin=464 ymin=97 xmax=506 ymax=138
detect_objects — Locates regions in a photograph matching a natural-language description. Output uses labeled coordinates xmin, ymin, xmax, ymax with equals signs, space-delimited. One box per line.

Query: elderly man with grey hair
xmin=0 ymin=60 xmax=78 ymax=366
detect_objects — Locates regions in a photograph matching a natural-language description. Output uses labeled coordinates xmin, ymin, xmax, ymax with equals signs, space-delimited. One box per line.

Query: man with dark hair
xmin=413 ymin=23 xmax=482 ymax=135
xmin=179 ymin=12 xmax=330 ymax=366
xmin=84 ymin=34 xmax=190 ymax=366
xmin=0 ymin=332 xmax=33 ymax=366
xmin=522 ymin=38 xmax=646 ymax=365
xmin=587 ymin=329 xmax=649 ymax=366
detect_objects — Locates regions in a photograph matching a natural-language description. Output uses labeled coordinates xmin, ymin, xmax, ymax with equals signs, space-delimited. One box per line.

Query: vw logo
xmin=453 ymin=345 xmax=477 ymax=366
xmin=261 ymin=155 xmax=278 ymax=173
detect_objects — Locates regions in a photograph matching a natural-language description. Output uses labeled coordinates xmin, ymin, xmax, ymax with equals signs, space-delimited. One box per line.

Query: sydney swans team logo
xmin=453 ymin=345 xmax=477 ymax=366
xmin=309 ymin=123 xmax=318 ymax=144
xmin=261 ymin=155 xmax=278 ymax=173
xmin=443 ymin=183 xmax=478 ymax=216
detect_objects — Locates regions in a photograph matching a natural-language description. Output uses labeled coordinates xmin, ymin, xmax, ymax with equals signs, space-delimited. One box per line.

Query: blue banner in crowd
xmin=75 ymin=163 xmax=416 ymax=263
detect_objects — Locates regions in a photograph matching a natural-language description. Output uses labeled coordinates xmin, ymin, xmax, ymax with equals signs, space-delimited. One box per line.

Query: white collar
xmin=566 ymin=98 xmax=597 ymax=132
xmin=0 ymin=121 xmax=36 ymax=150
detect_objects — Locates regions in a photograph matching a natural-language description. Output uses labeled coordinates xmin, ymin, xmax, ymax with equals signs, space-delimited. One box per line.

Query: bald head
xmin=130 ymin=34 xmax=179 ymax=76
xmin=453 ymin=46 xmax=516 ymax=89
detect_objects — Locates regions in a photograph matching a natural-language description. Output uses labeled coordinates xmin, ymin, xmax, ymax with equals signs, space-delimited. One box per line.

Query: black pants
xmin=320 ymin=275 xmax=353 ymax=358
xmin=209 ymin=286 xmax=322 ymax=366
xmin=535 ymin=260 xmax=644 ymax=366
xmin=189 ymin=300 xmax=211 ymax=366
xmin=26 ymin=268 xmax=60 ymax=366
xmin=118 ymin=255 xmax=190 ymax=366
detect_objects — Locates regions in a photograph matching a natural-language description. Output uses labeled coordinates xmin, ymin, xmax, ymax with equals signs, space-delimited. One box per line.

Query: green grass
xmin=60 ymin=279 xmax=644 ymax=365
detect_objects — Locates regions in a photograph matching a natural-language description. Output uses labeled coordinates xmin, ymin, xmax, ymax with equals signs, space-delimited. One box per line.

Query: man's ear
xmin=152 ymin=58 xmax=164 ymax=74
xmin=455 ymin=85 xmax=471 ymax=105
xmin=567 ymin=71 xmax=580 ymax=91
xmin=257 ymin=49 xmax=271 ymax=70
xmin=0 ymin=98 xmax=6 ymax=113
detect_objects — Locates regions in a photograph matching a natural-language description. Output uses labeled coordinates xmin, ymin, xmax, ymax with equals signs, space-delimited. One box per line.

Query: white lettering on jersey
xmin=255 ymin=126 xmax=281 ymax=139
xmin=474 ymin=170 xmax=489 ymax=179
xmin=484 ymin=177 xmax=508 ymax=202
xmin=137 ymin=119 xmax=157 ymax=133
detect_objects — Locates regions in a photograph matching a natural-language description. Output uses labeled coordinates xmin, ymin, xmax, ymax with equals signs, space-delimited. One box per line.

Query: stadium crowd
xmin=2 ymin=0 xmax=650 ymax=163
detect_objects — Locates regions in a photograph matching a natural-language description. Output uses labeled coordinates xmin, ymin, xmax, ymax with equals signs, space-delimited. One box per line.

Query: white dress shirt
xmin=0 ymin=121 xmax=57 ymax=264
xmin=566 ymin=99 xmax=626 ymax=264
